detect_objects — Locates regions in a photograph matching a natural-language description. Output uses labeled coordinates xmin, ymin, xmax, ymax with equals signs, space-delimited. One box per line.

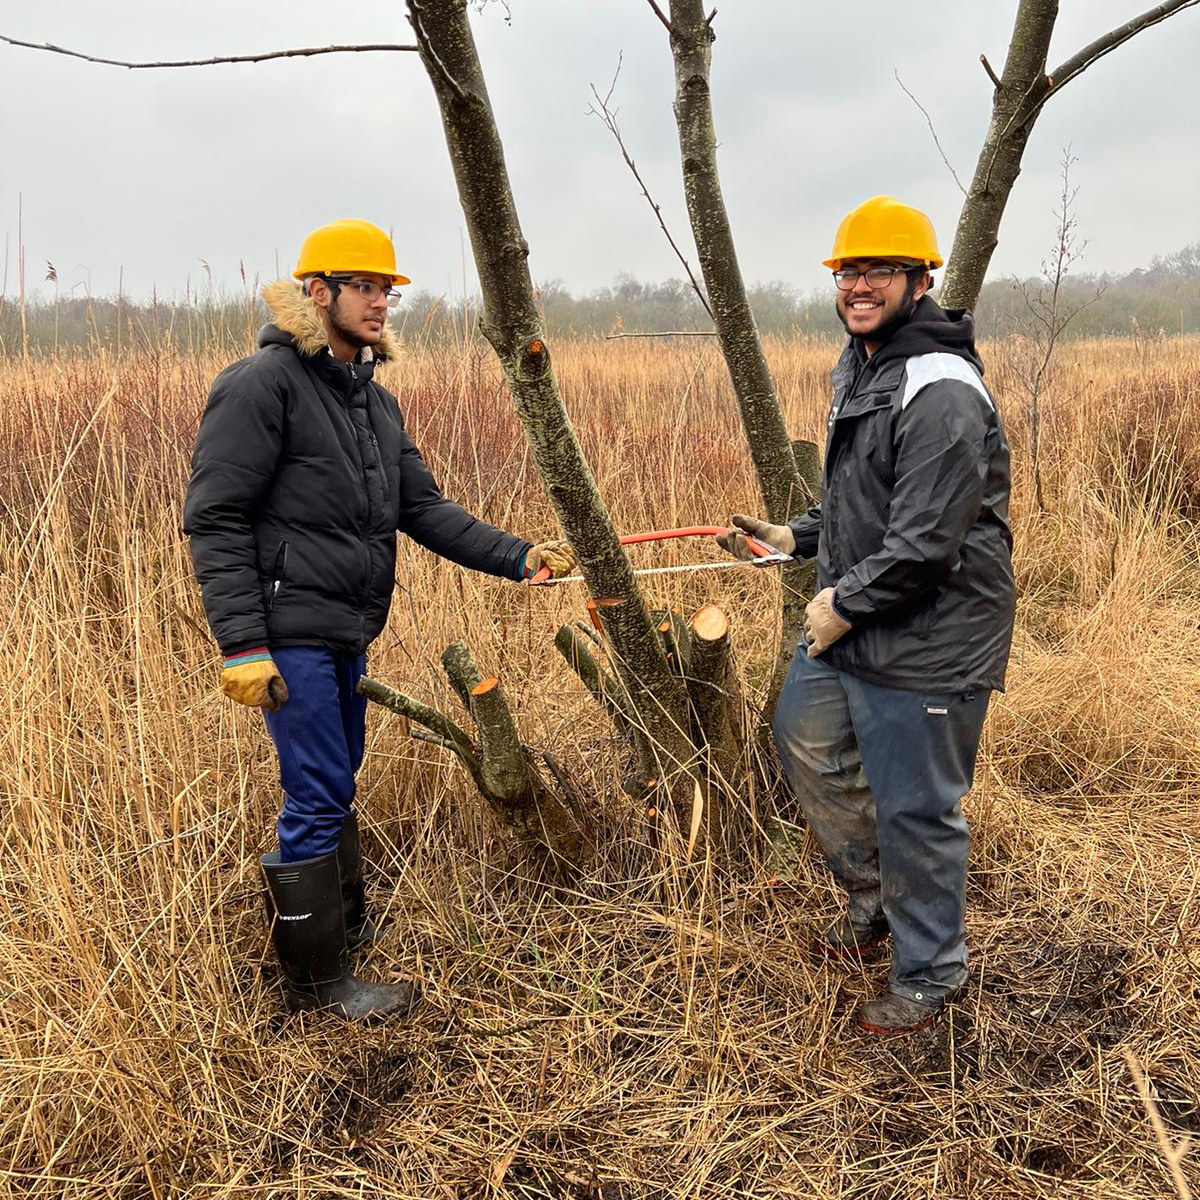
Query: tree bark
xmin=763 ymin=438 xmax=822 ymax=729
xmin=406 ymin=0 xmax=697 ymax=813
xmin=663 ymin=0 xmax=806 ymax=527
xmin=686 ymin=604 xmax=746 ymax=802
xmin=939 ymin=0 xmax=1059 ymax=312
xmin=660 ymin=0 xmax=819 ymax=711
xmin=941 ymin=0 xmax=1198 ymax=312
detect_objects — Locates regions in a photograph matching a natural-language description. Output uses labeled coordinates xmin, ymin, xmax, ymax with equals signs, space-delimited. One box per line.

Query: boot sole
xmin=283 ymin=985 xmax=420 ymax=1021
xmin=856 ymin=1010 xmax=939 ymax=1036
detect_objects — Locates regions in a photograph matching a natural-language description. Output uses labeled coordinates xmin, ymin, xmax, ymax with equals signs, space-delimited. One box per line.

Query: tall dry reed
xmin=0 ymin=332 xmax=1196 ymax=1198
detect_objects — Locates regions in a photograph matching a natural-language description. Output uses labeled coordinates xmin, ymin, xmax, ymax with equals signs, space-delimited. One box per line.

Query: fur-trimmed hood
xmin=260 ymin=278 xmax=402 ymax=361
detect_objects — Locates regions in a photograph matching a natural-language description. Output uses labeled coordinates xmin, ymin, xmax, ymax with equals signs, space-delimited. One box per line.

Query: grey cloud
xmin=1 ymin=0 xmax=1195 ymax=302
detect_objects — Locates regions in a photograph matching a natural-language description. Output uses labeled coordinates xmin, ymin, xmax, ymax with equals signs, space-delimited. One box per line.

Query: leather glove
xmin=525 ymin=539 xmax=576 ymax=579
xmin=220 ymin=648 xmax=288 ymax=712
xmin=804 ymin=587 xmax=852 ymax=658
xmin=715 ymin=514 xmax=796 ymax=561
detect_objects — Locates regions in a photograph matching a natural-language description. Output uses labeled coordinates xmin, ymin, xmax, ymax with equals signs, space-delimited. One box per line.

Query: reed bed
xmin=0 ymin=330 xmax=1196 ymax=1198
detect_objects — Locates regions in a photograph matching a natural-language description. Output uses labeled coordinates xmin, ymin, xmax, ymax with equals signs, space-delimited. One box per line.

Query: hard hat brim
xmin=822 ymin=255 xmax=942 ymax=270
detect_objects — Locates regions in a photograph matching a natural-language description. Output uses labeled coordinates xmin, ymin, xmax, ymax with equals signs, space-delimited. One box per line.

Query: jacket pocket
xmin=266 ymin=541 xmax=289 ymax=611
xmin=911 ymin=590 xmax=940 ymax=641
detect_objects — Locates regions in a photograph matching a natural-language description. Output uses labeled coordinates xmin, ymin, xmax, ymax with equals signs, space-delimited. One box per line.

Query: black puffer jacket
xmin=183 ymin=281 xmax=530 ymax=658
xmin=788 ymin=296 xmax=1015 ymax=692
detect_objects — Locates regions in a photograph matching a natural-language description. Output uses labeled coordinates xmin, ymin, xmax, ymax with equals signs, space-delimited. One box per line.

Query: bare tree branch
xmin=588 ymin=56 xmax=714 ymax=321
xmin=894 ymin=70 xmax=967 ymax=197
xmin=606 ymin=331 xmax=716 ymax=340
xmin=943 ymin=0 xmax=1197 ymax=311
xmin=408 ymin=0 xmax=467 ymax=102
xmin=1043 ymin=0 xmax=1200 ymax=106
xmin=979 ymin=53 xmax=1002 ymax=90
xmin=0 ymin=33 xmax=418 ymax=69
xmin=645 ymin=0 xmax=674 ymax=34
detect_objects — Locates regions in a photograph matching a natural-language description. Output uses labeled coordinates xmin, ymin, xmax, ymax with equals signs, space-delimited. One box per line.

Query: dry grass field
xmin=1 ymin=328 xmax=1197 ymax=1199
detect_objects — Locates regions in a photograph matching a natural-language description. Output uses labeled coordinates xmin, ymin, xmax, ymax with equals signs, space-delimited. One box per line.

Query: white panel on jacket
xmin=901 ymin=353 xmax=993 ymax=411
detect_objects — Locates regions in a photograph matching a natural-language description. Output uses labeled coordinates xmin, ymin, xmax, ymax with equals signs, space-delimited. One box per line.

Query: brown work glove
xmin=804 ymin=587 xmax=852 ymax=658
xmin=525 ymin=539 xmax=576 ymax=579
xmin=220 ymin=648 xmax=288 ymax=712
xmin=715 ymin=514 xmax=796 ymax=561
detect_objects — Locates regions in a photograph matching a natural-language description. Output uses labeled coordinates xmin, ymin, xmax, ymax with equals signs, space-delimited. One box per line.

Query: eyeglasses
xmin=328 ymin=276 xmax=404 ymax=307
xmin=832 ymin=265 xmax=919 ymax=291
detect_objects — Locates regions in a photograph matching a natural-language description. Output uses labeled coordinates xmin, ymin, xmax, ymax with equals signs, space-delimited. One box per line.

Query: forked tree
xmin=940 ymin=0 xmax=1199 ymax=310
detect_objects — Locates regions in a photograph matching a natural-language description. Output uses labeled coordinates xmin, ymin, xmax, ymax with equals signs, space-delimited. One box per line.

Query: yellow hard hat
xmin=823 ymin=196 xmax=943 ymax=270
xmin=293 ymin=219 xmax=411 ymax=285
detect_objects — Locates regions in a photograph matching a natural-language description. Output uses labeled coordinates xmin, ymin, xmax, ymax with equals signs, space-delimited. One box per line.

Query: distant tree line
xmin=2 ymin=242 xmax=1198 ymax=357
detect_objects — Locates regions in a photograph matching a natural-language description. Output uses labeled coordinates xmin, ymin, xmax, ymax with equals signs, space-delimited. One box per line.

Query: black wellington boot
xmin=337 ymin=813 xmax=380 ymax=950
xmin=260 ymin=850 xmax=418 ymax=1021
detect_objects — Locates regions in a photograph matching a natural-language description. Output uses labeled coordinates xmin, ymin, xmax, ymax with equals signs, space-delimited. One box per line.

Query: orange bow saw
xmin=528 ymin=525 xmax=792 ymax=587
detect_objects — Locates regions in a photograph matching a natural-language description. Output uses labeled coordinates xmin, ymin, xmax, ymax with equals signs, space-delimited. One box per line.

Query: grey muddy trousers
xmin=772 ymin=642 xmax=991 ymax=1003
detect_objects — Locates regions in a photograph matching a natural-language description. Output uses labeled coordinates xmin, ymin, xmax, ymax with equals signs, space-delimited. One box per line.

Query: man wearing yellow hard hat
xmin=721 ymin=197 xmax=1015 ymax=1035
xmin=183 ymin=219 xmax=575 ymax=1020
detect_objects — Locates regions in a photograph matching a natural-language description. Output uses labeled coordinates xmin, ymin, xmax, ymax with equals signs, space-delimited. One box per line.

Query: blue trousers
xmin=263 ymin=647 xmax=368 ymax=862
xmin=772 ymin=645 xmax=990 ymax=1002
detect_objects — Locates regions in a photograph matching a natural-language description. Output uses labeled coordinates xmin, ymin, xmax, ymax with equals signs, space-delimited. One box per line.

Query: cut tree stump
xmin=358 ymin=640 xmax=591 ymax=872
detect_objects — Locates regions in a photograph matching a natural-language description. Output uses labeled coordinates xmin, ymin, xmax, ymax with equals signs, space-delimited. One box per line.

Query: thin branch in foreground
xmin=605 ymin=331 xmax=717 ymax=340
xmin=979 ymin=52 xmax=1002 ymax=90
xmin=0 ymin=33 xmax=418 ymax=69
xmin=645 ymin=0 xmax=674 ymax=34
xmin=1123 ymin=1048 xmax=1193 ymax=1199
xmin=894 ymin=70 xmax=967 ymax=196
xmin=1041 ymin=0 xmax=1200 ymax=108
xmin=588 ymin=56 xmax=715 ymax=322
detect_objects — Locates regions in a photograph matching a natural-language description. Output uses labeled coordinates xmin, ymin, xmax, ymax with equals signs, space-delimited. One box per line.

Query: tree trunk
xmin=686 ymin=604 xmax=746 ymax=805
xmin=406 ymin=0 xmax=697 ymax=814
xmin=942 ymin=0 xmax=1198 ymax=312
xmin=762 ymin=438 xmax=822 ymax=729
xmin=940 ymin=0 xmax=1058 ymax=312
xmin=661 ymin=0 xmax=820 ymax=711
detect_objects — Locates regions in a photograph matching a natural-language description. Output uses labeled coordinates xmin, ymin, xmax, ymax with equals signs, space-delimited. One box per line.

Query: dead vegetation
xmin=0 ymin=331 xmax=1196 ymax=1198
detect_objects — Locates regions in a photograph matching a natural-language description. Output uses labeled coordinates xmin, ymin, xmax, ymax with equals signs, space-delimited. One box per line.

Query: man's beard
xmin=836 ymin=277 xmax=921 ymax=344
xmin=329 ymin=296 xmax=371 ymax=350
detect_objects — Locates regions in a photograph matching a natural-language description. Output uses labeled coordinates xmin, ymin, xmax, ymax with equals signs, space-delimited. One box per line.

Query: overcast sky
xmin=3 ymin=1 xmax=1197 ymax=304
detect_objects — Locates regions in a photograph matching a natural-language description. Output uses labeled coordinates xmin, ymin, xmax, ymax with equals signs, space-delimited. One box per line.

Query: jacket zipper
xmin=349 ymin=362 xmax=371 ymax=646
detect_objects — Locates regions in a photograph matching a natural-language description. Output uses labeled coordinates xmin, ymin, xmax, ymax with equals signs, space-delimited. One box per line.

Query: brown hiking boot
xmin=856 ymin=991 xmax=943 ymax=1036
xmin=822 ymin=914 xmax=890 ymax=960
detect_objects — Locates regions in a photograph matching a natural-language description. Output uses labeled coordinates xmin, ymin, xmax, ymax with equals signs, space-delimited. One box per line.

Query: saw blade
xmin=539 ymin=556 xmax=791 ymax=586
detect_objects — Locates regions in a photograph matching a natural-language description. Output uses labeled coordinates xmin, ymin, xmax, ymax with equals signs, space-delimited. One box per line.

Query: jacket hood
xmin=259 ymin=278 xmax=402 ymax=361
xmin=860 ymin=295 xmax=983 ymax=375
xmin=868 ymin=292 xmax=979 ymax=372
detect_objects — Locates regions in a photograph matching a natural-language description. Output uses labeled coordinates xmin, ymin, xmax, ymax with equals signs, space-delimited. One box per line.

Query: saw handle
xmin=528 ymin=525 xmax=779 ymax=586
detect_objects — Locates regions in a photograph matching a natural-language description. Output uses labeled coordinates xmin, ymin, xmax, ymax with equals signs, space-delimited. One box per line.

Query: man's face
xmin=833 ymin=258 xmax=928 ymax=343
xmin=309 ymin=273 xmax=393 ymax=350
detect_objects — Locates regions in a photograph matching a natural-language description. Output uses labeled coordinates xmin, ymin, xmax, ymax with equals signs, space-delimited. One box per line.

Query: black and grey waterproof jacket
xmin=788 ymin=295 xmax=1015 ymax=693
xmin=183 ymin=281 xmax=530 ymax=658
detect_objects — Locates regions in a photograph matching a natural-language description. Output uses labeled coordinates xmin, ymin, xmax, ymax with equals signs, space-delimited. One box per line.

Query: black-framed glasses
xmin=327 ymin=276 xmax=404 ymax=307
xmin=832 ymin=265 xmax=919 ymax=291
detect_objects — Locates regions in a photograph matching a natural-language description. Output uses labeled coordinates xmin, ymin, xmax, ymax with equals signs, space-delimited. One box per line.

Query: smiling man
xmin=183 ymin=219 xmax=574 ymax=1020
xmin=720 ymin=197 xmax=1015 ymax=1035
